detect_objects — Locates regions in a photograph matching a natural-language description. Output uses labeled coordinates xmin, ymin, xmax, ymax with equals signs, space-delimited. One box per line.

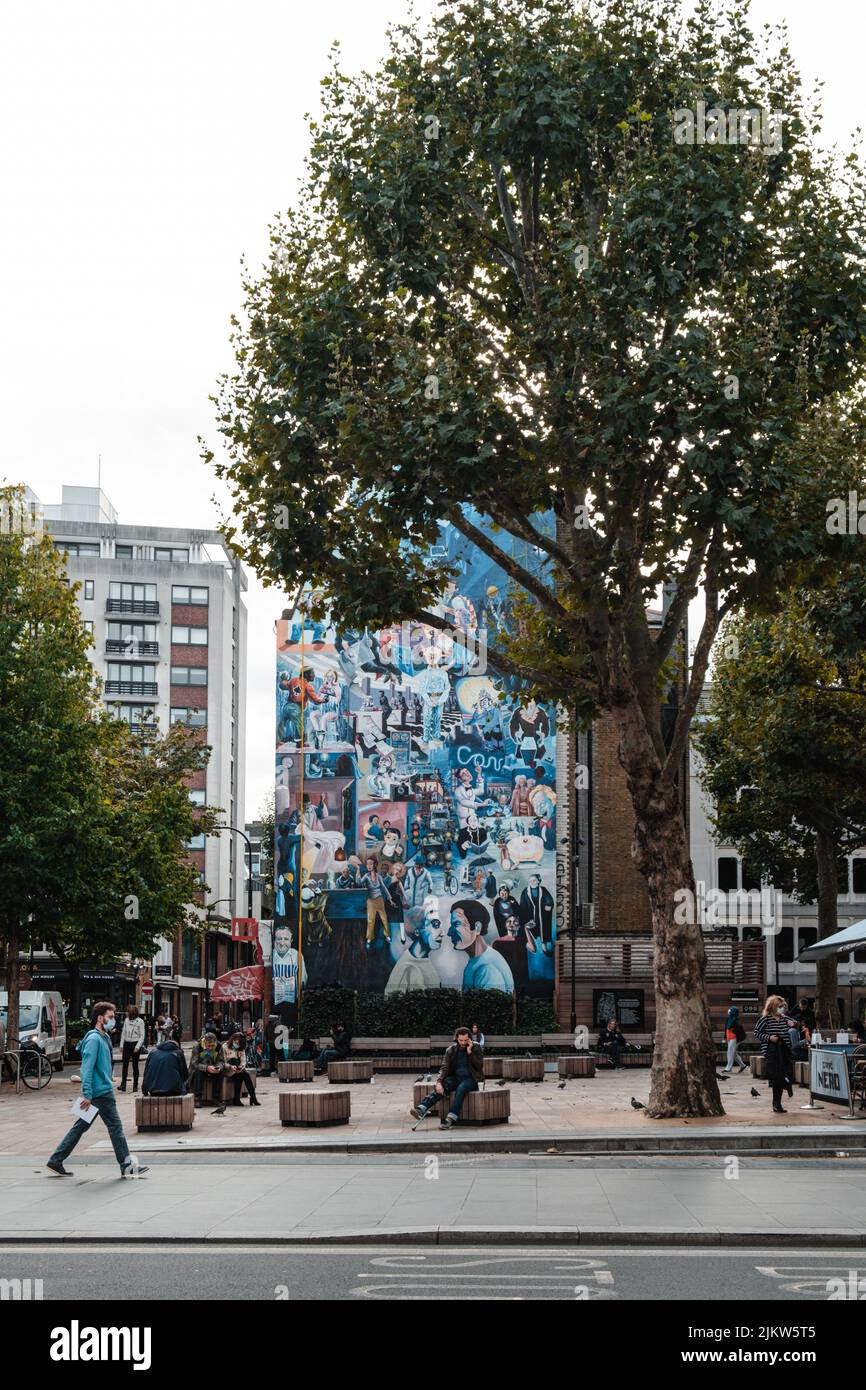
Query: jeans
xmin=317 ymin=1048 xmax=345 ymax=1072
xmin=120 ymin=1042 xmax=140 ymax=1088
xmin=601 ymin=1043 xmax=623 ymax=1068
xmin=725 ymin=1038 xmax=745 ymax=1071
xmin=421 ymin=1074 xmax=478 ymax=1118
xmin=49 ymin=1090 xmax=131 ymax=1171
xmin=228 ymin=1069 xmax=257 ymax=1103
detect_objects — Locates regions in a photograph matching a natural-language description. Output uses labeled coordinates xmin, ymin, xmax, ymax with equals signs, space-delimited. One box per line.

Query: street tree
xmin=210 ymin=0 xmax=866 ymax=1114
xmin=697 ymin=600 xmax=866 ymax=1032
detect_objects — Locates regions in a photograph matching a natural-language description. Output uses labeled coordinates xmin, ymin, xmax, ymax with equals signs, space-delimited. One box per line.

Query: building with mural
xmin=272 ymin=521 xmax=558 ymax=1024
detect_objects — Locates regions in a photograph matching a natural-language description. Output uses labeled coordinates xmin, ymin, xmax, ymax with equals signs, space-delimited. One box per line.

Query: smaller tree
xmin=697 ymin=599 xmax=866 ymax=1030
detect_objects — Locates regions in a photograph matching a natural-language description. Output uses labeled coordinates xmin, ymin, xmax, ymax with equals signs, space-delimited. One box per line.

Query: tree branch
xmin=445 ymin=506 xmax=583 ymax=635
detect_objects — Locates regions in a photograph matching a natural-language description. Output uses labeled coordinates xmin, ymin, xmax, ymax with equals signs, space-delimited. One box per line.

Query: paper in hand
xmin=69 ymin=1097 xmax=98 ymax=1125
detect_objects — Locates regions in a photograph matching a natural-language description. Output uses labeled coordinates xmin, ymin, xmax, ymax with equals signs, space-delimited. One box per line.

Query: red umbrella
xmin=209 ymin=964 xmax=265 ymax=1002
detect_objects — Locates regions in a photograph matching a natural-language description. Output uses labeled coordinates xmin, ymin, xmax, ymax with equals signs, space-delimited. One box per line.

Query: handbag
xmin=734 ymin=1022 xmax=746 ymax=1042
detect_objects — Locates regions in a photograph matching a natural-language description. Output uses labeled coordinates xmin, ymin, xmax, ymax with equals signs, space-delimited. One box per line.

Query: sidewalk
xmin=1 ymin=1154 xmax=864 ymax=1244
xmin=1 ymin=1066 xmax=861 ymax=1159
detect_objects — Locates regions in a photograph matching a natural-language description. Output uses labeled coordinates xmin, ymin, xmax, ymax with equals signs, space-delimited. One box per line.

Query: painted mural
xmin=272 ymin=524 xmax=558 ymax=1023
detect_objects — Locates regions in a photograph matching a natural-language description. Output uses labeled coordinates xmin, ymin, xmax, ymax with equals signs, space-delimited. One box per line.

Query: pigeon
xmin=424 ymin=1074 xmax=432 ymax=1082
xmin=525 ymin=1051 xmax=534 ymax=1059
xmin=414 ymin=1075 xmax=424 ymax=1083
xmin=630 ymin=1097 xmax=645 ymax=1110
xmin=518 ymin=1076 xmax=527 ymax=1084
xmin=495 ymin=1079 xmax=507 ymax=1087
xmin=557 ymin=1081 xmax=567 ymax=1089
xmin=211 ymin=1104 xmax=228 ymax=1116
xmin=750 ymin=1088 xmax=760 ymax=1098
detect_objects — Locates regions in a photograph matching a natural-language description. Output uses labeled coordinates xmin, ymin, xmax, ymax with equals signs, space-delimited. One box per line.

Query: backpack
xmin=734 ymin=1021 xmax=746 ymax=1042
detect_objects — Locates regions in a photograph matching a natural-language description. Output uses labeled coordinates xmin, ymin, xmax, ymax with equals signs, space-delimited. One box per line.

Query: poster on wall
xmin=272 ymin=519 xmax=558 ymax=1016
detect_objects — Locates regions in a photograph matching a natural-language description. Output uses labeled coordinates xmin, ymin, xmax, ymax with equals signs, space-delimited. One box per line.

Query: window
xmin=54 ymin=540 xmax=100 ymax=556
xmin=798 ymin=927 xmax=818 ymax=954
xmin=854 ymin=860 xmax=866 ymax=895
xmin=181 ymin=930 xmax=201 ymax=976
xmin=838 ymin=857 xmax=851 ymax=894
xmin=155 ymin=546 xmax=189 ymax=563
xmin=188 ymin=789 xmax=206 ymax=806
xmin=107 ymin=622 xmax=157 ymax=643
xmin=171 ymin=667 xmax=207 ymax=686
xmin=83 ymin=620 xmax=94 ymax=636
xmin=107 ymin=663 xmax=156 ymax=683
xmin=109 ymin=582 xmax=156 ymax=602
xmin=170 ymin=707 xmax=207 ymax=727
xmin=114 ymin=705 xmax=155 ymax=726
xmin=115 ymin=544 xmax=133 ymax=558
xmin=83 ymin=580 xmax=94 ymax=600
xmin=172 ymin=585 xmax=209 ymax=605
xmin=718 ymin=856 xmax=738 ymax=892
xmin=171 ymin=625 xmax=208 ymax=645
xmin=741 ymin=861 xmax=761 ymax=892
xmin=775 ymin=927 xmax=795 ymax=962
xmin=187 ymin=832 xmax=206 ymax=850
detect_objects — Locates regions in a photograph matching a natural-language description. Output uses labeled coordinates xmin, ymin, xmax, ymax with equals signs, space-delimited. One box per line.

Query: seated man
xmin=224 ymin=1032 xmax=261 ymax=1106
xmin=597 ymin=1018 xmax=627 ymax=1069
xmin=412 ymin=1026 xmax=483 ymax=1130
xmin=141 ymin=1038 xmax=189 ymax=1097
xmin=315 ymin=1022 xmax=352 ymax=1074
xmin=294 ymin=1036 xmax=321 ymax=1062
xmin=188 ymin=1032 xmax=227 ymax=1105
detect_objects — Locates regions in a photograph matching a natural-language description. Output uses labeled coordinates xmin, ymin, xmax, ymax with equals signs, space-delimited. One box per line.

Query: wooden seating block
xmin=502 ymin=1057 xmax=544 ymax=1082
xmin=135 ymin=1093 xmax=195 ymax=1131
xmin=456 ymin=1088 xmax=510 ymax=1125
xmin=412 ymin=1081 xmax=447 ymax=1117
xmin=483 ymin=1056 xmax=503 ymax=1078
xmin=278 ymin=1060 xmax=314 ymax=1082
xmin=558 ymin=1055 xmax=596 ymax=1078
xmin=794 ymin=1060 xmax=809 ymax=1087
xmin=279 ymin=1088 xmax=351 ymax=1127
xmin=751 ymin=1055 xmax=767 ymax=1078
xmin=328 ymin=1059 xmax=373 ymax=1084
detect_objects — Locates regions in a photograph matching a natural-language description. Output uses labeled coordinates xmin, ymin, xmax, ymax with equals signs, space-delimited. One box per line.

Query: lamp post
xmin=214 ymin=824 xmax=255 ymax=920
xmin=204 ymin=898 xmax=233 ymax=1007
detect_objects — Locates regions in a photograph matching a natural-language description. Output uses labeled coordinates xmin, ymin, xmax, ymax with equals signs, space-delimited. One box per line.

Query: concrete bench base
xmin=502 ymin=1058 xmax=544 ymax=1082
xmin=135 ymin=1094 xmax=195 ymax=1131
xmin=328 ymin=1059 xmax=373 ymax=1084
xmin=279 ymin=1089 xmax=351 ymax=1127
xmin=278 ymin=1060 xmax=314 ymax=1083
xmin=558 ymin=1055 xmax=596 ymax=1078
xmin=411 ymin=1082 xmax=510 ymax=1125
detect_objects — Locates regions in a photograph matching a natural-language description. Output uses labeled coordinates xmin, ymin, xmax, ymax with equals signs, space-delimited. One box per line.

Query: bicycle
xmin=2 ymin=1044 xmax=53 ymax=1091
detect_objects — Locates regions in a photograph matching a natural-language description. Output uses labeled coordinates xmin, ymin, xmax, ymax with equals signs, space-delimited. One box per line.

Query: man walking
xmin=412 ymin=1026 xmax=483 ymax=1129
xmin=46 ymin=1001 xmax=147 ymax=1179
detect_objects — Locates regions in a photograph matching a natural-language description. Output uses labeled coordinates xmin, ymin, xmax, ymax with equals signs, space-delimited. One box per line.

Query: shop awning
xmin=209 ymin=965 xmax=265 ymax=1002
xmin=798 ymin=919 xmax=866 ymax=961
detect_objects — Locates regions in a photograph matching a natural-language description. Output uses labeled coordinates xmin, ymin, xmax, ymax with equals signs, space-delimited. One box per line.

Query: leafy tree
xmin=211 ymin=0 xmax=866 ymax=1114
xmin=698 ymin=601 xmax=866 ymax=1031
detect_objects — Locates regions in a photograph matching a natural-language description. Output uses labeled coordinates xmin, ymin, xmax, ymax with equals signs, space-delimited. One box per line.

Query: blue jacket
xmin=142 ymin=1041 xmax=189 ymax=1096
xmin=79 ymin=1028 xmax=115 ymax=1099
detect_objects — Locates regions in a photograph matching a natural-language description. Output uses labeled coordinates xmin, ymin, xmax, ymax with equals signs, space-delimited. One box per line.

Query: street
xmin=1 ymin=1242 xmax=863 ymax=1301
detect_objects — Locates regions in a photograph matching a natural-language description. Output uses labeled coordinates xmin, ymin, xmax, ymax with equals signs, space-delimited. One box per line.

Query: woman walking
xmin=754 ymin=995 xmax=796 ymax=1113
xmin=721 ymin=1002 xmax=748 ymax=1075
xmin=118 ymin=1004 xmax=145 ymax=1093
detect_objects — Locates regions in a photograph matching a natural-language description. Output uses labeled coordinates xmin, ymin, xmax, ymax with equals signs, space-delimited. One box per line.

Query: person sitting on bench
xmin=315 ymin=1022 xmax=352 ymax=1074
xmin=597 ymin=1018 xmax=628 ymax=1069
xmin=189 ymin=1032 xmax=227 ymax=1105
xmin=412 ymin=1026 xmax=483 ymax=1129
xmin=225 ymin=1032 xmax=261 ymax=1106
xmin=141 ymin=1038 xmax=189 ymax=1097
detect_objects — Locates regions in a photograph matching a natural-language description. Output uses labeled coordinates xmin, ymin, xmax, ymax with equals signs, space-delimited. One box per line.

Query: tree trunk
xmin=814 ymin=827 xmax=840 ymax=1031
xmin=5 ymin=924 xmax=21 ymax=1048
xmin=612 ymin=699 xmax=723 ymax=1118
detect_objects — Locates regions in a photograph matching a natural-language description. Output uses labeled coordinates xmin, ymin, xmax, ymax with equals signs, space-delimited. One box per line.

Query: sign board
xmin=593 ymin=989 xmax=646 ymax=1031
xmin=232 ymin=917 xmax=258 ymax=942
xmin=140 ymin=983 xmax=153 ymax=998
xmin=810 ymin=1047 xmax=851 ymax=1105
xmin=731 ymin=990 xmax=760 ymax=1017
xmin=154 ymin=965 xmax=173 ymax=977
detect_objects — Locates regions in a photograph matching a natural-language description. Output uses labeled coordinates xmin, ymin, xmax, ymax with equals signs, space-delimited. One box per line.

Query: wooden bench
xmin=595 ymin=1050 xmax=652 ymax=1068
xmin=558 ymin=1055 xmax=596 ymax=1078
xmin=135 ymin=1094 xmax=195 ymax=1131
xmin=328 ymin=1058 xmax=373 ymax=1084
xmin=483 ymin=1056 xmax=503 ymax=1078
xmin=502 ymin=1057 xmax=544 ymax=1082
xmin=411 ymin=1082 xmax=510 ymax=1125
xmin=278 ymin=1060 xmax=314 ymax=1083
xmin=279 ymin=1089 xmax=351 ymax=1127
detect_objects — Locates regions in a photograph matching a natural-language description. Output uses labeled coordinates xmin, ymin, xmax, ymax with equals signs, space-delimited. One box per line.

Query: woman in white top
xmin=118 ymin=1005 xmax=146 ymax=1092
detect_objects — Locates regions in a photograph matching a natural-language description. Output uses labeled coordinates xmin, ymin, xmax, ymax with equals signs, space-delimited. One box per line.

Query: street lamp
xmin=214 ymin=824 xmax=254 ymax=920
xmin=562 ymin=833 xmax=585 ymax=1033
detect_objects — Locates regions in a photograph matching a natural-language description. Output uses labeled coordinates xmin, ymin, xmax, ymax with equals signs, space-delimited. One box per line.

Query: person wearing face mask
xmin=46 ymin=1001 xmax=147 ymax=1179
xmin=754 ymin=994 xmax=797 ymax=1113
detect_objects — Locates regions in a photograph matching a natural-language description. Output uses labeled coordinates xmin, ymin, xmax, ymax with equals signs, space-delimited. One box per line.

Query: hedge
xmin=298 ymin=986 xmax=557 ymax=1038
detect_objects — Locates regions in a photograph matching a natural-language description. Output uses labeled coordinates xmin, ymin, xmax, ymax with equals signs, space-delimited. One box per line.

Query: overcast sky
xmin=3 ymin=0 xmax=863 ymax=816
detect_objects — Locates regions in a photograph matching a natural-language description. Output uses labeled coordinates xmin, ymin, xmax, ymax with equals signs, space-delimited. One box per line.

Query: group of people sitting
xmin=139 ymin=1031 xmax=261 ymax=1106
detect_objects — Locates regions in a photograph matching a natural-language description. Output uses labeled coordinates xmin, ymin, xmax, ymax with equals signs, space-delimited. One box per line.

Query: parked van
xmin=0 ymin=991 xmax=67 ymax=1070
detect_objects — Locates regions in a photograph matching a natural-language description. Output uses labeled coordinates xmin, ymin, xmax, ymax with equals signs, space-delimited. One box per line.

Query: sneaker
xmin=444 ymin=1113 xmax=457 ymax=1127
xmin=46 ymin=1160 xmax=72 ymax=1177
xmin=411 ymin=1105 xmax=430 ymax=1121
xmin=772 ymin=1105 xmax=786 ymax=1114
xmin=121 ymin=1157 xmax=149 ymax=1179
xmin=738 ymin=1064 xmax=749 ymax=1073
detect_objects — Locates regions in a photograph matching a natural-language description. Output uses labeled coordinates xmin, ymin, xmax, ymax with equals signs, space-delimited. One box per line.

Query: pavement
xmin=2 ymin=1064 xmax=863 ymax=1159
xmin=1 ymin=1152 xmax=866 ymax=1245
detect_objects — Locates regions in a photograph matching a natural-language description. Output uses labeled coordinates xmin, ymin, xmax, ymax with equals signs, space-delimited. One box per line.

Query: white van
xmin=0 ymin=991 xmax=67 ymax=1070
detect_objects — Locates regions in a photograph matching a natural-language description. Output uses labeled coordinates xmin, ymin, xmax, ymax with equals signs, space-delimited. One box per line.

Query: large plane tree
xmin=211 ymin=0 xmax=866 ymax=1115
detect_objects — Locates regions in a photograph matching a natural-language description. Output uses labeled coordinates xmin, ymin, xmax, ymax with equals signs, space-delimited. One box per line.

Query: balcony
xmin=106 ymin=599 xmax=160 ymax=615
xmin=104 ymin=681 xmax=159 ymax=697
xmin=105 ymin=640 xmax=159 ymax=657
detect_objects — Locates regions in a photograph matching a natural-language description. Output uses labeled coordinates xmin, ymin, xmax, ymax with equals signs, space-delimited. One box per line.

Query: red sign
xmin=140 ymin=983 xmax=153 ymax=998
xmin=210 ymin=965 xmax=265 ymax=1002
xmin=231 ymin=917 xmax=258 ymax=941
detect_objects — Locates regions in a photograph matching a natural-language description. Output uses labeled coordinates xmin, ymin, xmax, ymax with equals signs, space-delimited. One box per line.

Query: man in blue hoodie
xmin=46 ymin=1000 xmax=148 ymax=1179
